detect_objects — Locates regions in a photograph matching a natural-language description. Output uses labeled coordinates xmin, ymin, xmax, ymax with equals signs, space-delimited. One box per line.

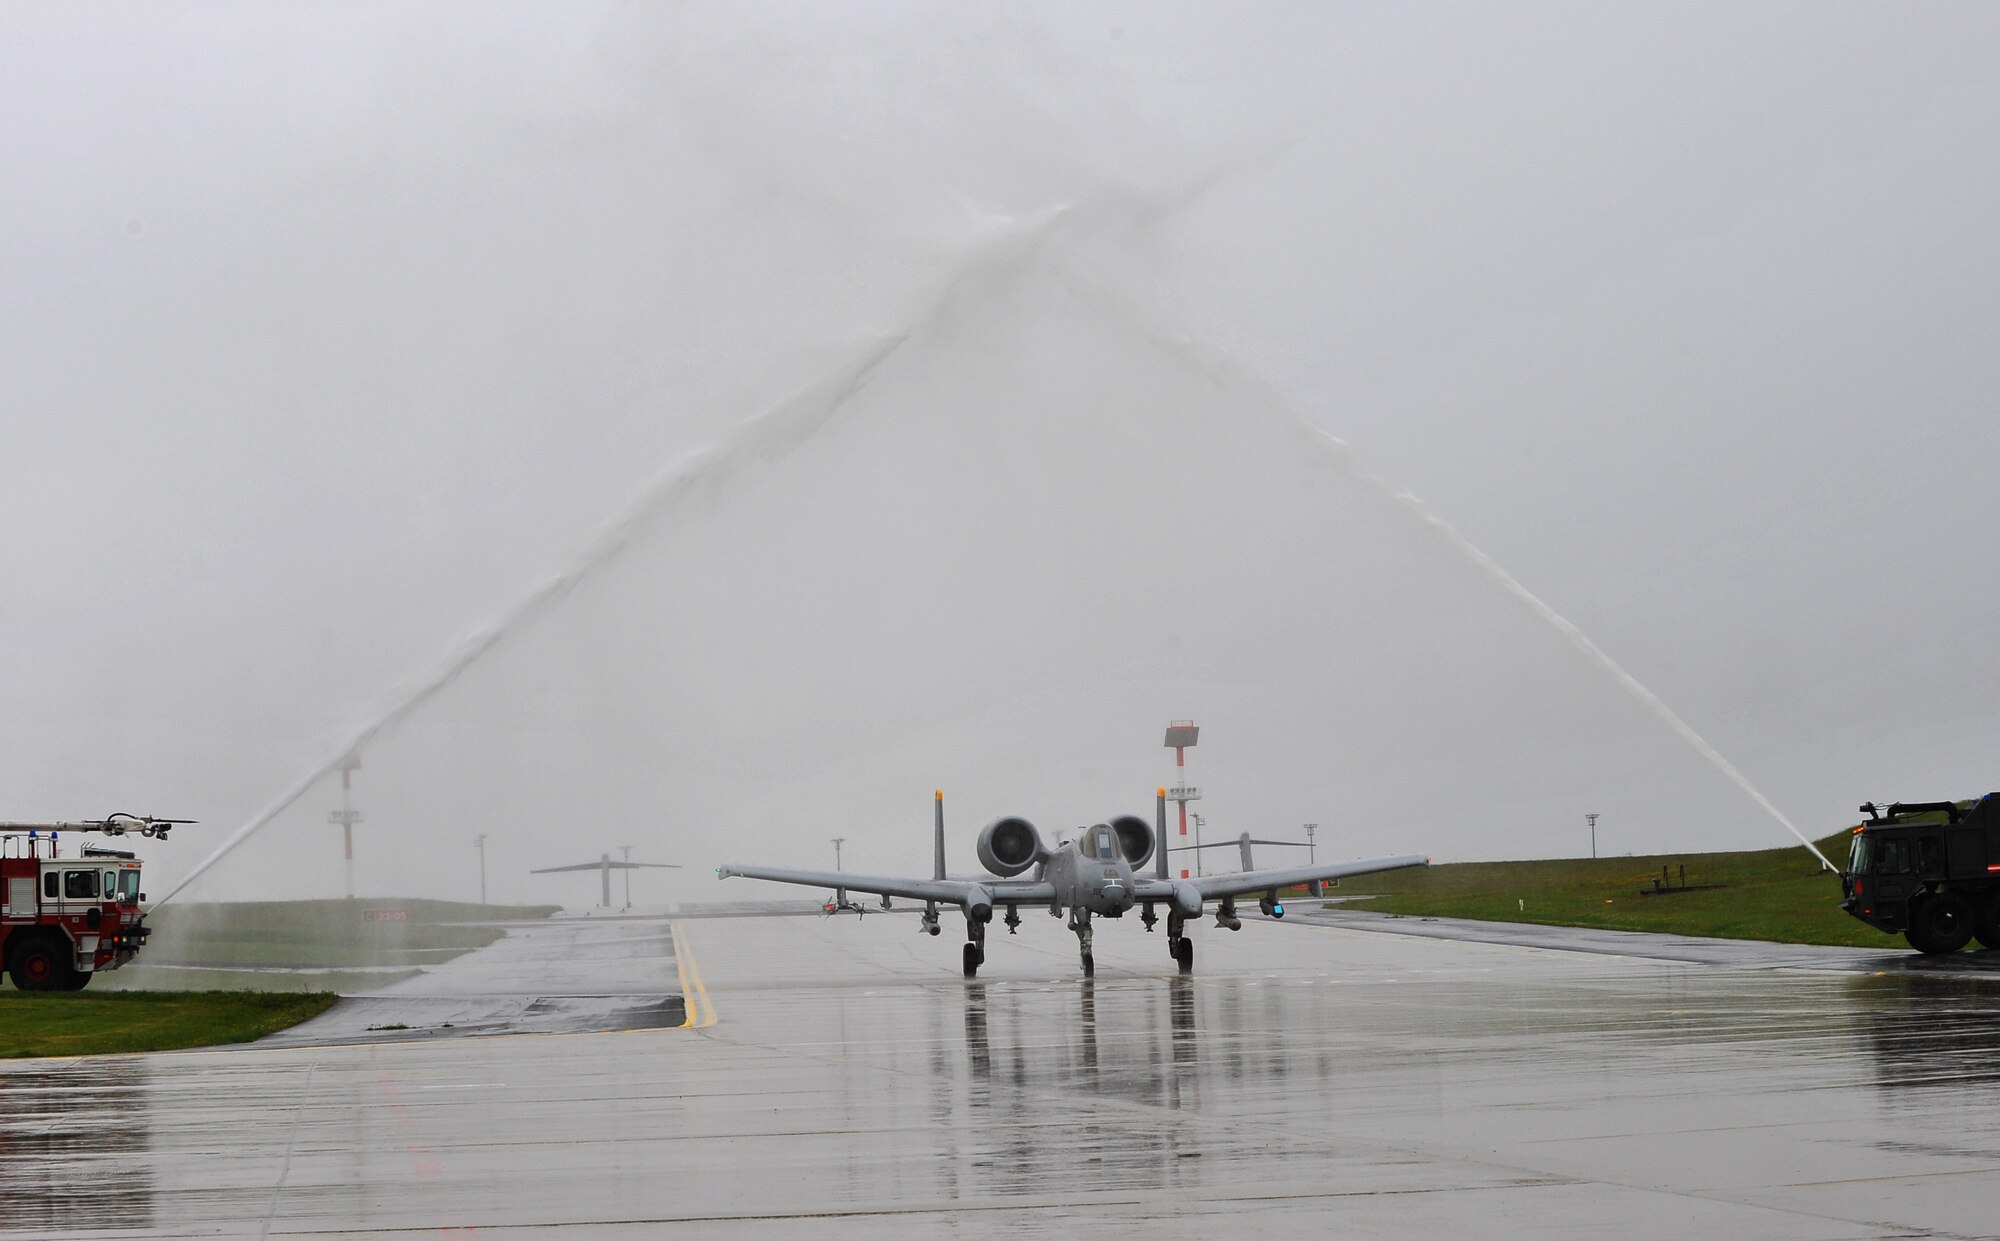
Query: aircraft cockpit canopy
xmin=1088 ymin=824 xmax=1119 ymax=861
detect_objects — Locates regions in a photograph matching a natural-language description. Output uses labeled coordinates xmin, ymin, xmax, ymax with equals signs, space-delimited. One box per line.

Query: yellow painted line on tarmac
xmin=669 ymin=920 xmax=718 ymax=1029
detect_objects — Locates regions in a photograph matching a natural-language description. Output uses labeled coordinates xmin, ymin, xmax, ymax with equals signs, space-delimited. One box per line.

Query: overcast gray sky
xmin=4 ymin=4 xmax=1996 ymax=905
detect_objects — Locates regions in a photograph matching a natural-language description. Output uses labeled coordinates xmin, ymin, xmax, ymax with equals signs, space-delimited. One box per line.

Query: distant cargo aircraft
xmin=720 ymin=790 xmax=1426 ymax=976
xmin=532 ymin=851 xmax=680 ymax=908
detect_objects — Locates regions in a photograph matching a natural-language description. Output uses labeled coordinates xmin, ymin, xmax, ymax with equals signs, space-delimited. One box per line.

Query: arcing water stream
xmin=1305 ymin=443 xmax=1838 ymax=872
xmin=165 ymin=204 xmax=1833 ymax=904
xmin=158 ymin=213 xmax=1071 ymax=906
xmin=157 ymin=332 xmax=905 ymax=907
xmin=1051 ymin=260 xmax=1837 ymax=870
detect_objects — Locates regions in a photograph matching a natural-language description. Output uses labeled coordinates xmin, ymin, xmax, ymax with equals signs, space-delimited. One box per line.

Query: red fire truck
xmin=0 ymin=815 xmax=185 ymax=991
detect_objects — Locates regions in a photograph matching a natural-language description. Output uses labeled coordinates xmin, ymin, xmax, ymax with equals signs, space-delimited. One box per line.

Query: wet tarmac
xmin=1302 ymin=906 xmax=2000 ymax=975
xmin=257 ymin=910 xmax=687 ymax=1047
xmin=6 ymin=909 xmax=2000 ymax=1237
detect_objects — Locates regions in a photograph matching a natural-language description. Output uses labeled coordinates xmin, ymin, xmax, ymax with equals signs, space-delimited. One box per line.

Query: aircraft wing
xmin=717 ymin=864 xmax=1054 ymax=906
xmin=531 ymin=861 xmax=683 ymax=873
xmin=1177 ymin=853 xmax=1429 ymax=901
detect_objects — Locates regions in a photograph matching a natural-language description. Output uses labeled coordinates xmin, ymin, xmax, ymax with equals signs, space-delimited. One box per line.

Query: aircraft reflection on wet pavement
xmin=0 ymin=1062 xmax=154 ymax=1234
xmin=720 ymin=790 xmax=1427 ymax=976
xmin=953 ymin=977 xmax=1219 ymax=1193
xmin=964 ymin=976 xmax=1203 ymax=1090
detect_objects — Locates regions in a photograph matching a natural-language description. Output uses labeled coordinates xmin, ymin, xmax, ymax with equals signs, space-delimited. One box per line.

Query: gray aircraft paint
xmin=719 ymin=793 xmax=1424 ymax=975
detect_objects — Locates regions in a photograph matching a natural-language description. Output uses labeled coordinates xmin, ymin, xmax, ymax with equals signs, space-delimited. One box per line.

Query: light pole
xmin=474 ymin=834 xmax=488 ymax=905
xmin=1587 ymin=813 xmax=1599 ymax=860
xmin=1304 ymin=823 xmax=1317 ymax=866
xmin=328 ymin=756 xmax=363 ymax=900
xmin=1191 ymin=813 xmax=1205 ymax=878
xmin=832 ymin=837 xmax=845 ymax=872
xmin=620 ymin=845 xmax=633 ymax=909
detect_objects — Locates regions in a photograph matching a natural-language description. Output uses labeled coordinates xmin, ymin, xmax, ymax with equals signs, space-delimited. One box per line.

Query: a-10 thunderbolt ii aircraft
xmin=718 ymin=790 xmax=1427 ymax=977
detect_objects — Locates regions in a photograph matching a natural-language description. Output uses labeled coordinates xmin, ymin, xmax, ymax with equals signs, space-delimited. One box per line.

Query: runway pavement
xmin=1299 ymin=905 xmax=2000 ymax=975
xmin=4 ymin=907 xmax=2000 ymax=1238
xmin=258 ymin=911 xmax=687 ymax=1047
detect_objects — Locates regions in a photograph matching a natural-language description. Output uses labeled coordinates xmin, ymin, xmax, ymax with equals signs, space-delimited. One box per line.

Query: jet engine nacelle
xmin=976 ymin=816 xmax=1045 ymax=877
xmin=1110 ymin=814 xmax=1154 ymax=869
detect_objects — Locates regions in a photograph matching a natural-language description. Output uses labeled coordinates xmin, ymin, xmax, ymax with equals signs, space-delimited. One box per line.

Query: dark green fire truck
xmin=1841 ymin=794 xmax=2000 ymax=954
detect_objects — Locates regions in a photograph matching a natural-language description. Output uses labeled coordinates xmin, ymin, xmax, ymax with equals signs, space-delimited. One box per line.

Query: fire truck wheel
xmin=7 ymin=935 xmax=79 ymax=992
xmin=1906 ymin=893 xmax=1975 ymax=955
xmin=1973 ymin=893 xmax=2000 ymax=951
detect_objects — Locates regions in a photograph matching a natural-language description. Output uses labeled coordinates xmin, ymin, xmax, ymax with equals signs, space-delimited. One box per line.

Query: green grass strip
xmin=0 ymin=990 xmax=336 ymax=1059
xmin=1326 ymin=831 xmax=1905 ymax=949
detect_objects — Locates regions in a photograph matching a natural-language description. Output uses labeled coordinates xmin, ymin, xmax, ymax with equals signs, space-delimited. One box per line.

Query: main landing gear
xmin=963 ymin=918 xmax=987 ymax=978
xmin=1167 ymin=911 xmax=1194 ymax=975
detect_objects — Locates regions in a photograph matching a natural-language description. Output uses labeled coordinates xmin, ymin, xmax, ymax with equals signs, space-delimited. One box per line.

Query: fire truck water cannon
xmin=0 ymin=814 xmax=192 ymax=991
xmin=0 ymin=814 xmax=192 ymax=841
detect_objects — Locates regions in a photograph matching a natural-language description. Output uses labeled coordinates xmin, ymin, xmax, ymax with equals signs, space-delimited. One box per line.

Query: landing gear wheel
xmin=1173 ymin=938 xmax=1194 ymax=974
xmin=8 ymin=937 xmax=76 ymax=992
xmin=962 ymin=942 xmax=980 ymax=978
xmin=1081 ymin=952 xmax=1094 ymax=977
xmin=1974 ymin=893 xmax=2000 ymax=951
xmin=1907 ymin=893 xmax=1976 ymax=955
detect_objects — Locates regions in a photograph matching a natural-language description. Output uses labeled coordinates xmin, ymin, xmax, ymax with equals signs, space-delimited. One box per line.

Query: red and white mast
xmin=328 ymin=755 xmax=362 ymax=900
xmin=1164 ymin=721 xmax=1200 ymax=878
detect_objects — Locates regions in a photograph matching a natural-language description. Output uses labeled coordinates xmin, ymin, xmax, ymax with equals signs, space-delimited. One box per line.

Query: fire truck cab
xmin=0 ymin=817 xmax=178 ymax=991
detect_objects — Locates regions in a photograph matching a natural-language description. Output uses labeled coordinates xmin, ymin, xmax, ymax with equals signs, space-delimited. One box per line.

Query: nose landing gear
xmin=1068 ymin=909 xmax=1095 ymax=976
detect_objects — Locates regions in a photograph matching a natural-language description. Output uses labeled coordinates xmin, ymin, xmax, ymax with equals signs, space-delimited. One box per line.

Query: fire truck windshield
xmin=117 ymin=870 xmax=139 ymax=902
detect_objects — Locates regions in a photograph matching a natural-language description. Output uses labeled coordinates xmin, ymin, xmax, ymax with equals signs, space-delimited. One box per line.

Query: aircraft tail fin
xmin=934 ymin=789 xmax=946 ymax=881
xmin=1156 ymin=787 xmax=1169 ymax=880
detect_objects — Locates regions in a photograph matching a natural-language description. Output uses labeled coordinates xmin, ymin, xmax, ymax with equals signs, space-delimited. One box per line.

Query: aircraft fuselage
xmin=1043 ymin=823 xmax=1138 ymax=916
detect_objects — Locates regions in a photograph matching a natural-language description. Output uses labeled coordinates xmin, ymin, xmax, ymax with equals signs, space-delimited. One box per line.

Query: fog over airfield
xmin=4 ymin=5 xmax=1997 ymax=905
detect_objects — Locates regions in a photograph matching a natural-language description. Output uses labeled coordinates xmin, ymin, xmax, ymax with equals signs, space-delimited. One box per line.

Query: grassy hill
xmin=1321 ymin=832 xmax=1898 ymax=948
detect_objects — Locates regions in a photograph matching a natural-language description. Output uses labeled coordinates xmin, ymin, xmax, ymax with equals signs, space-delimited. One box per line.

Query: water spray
xmin=164 ymin=180 xmax=1836 ymax=899
xmin=1051 ymin=260 xmax=1836 ymax=872
xmin=1316 ymin=450 xmax=1836 ymax=871
xmin=158 ymin=344 xmax=891 ymax=907
xmin=158 ymin=211 xmax=1072 ymax=906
